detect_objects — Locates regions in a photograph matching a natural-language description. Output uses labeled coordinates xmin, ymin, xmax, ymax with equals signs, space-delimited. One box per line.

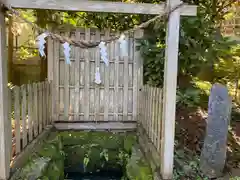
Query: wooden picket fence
xmin=10 ymin=81 xmax=52 ymax=160
xmin=139 ymin=85 xmax=163 ymax=152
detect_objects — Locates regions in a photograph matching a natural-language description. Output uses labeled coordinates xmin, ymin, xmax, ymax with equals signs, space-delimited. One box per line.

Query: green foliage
xmin=230 ymin=177 xmax=240 ymax=180
xmin=137 ymin=0 xmax=238 ymax=88
xmin=176 ymin=87 xmax=201 ymax=108
xmin=12 ymin=134 xmax=65 ymax=180
xmin=16 ymin=47 xmax=38 ymax=60
xmin=174 ymin=147 xmax=209 ymax=180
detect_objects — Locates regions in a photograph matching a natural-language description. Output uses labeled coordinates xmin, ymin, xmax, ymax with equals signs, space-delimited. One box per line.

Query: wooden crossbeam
xmin=7 ymin=0 xmax=197 ymax=16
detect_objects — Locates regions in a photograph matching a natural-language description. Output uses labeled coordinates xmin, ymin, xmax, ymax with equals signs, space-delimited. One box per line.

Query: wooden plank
xmin=33 ymin=83 xmax=38 ymax=137
xmin=46 ymin=82 xmax=50 ymax=125
xmin=158 ymin=89 xmax=163 ymax=152
xmin=8 ymin=0 xmax=197 ymax=16
xmin=133 ymin=32 xmax=139 ymax=121
xmin=21 ymin=85 xmax=27 ymax=148
xmin=137 ymin=30 xmax=144 ymax=124
xmin=84 ymin=29 xmax=90 ymax=121
xmin=149 ymin=87 xmax=153 ymax=140
xmin=155 ymin=88 xmax=160 ymax=151
xmin=64 ymin=32 xmax=70 ymax=121
xmin=54 ymin=39 xmax=60 ymax=121
xmin=9 ymin=89 xmax=12 ymax=159
xmin=14 ymin=87 xmax=21 ymax=154
xmin=0 ymin=10 xmax=11 ymax=179
xmin=27 ymin=84 xmax=33 ymax=142
xmin=54 ymin=121 xmax=137 ymax=131
xmin=104 ymin=30 xmax=110 ymax=121
xmin=161 ymin=0 xmax=181 ymax=179
xmin=43 ymin=82 xmax=47 ymax=127
xmin=94 ymin=30 xmax=100 ymax=121
xmin=114 ymin=33 xmax=119 ymax=121
xmin=46 ymin=82 xmax=50 ymax=124
xmin=50 ymin=81 xmax=53 ymax=124
xmin=123 ymin=35 xmax=129 ymax=121
xmin=152 ymin=87 xmax=156 ymax=144
xmin=74 ymin=30 xmax=80 ymax=121
xmin=147 ymin=86 xmax=151 ymax=135
xmin=38 ymin=83 xmax=43 ymax=133
xmin=142 ymin=86 xmax=147 ymax=128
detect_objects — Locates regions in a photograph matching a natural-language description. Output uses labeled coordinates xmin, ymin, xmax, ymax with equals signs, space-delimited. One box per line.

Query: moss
xmin=126 ymin=145 xmax=153 ymax=180
xmin=12 ymin=131 xmax=154 ymax=180
xmin=11 ymin=133 xmax=64 ymax=180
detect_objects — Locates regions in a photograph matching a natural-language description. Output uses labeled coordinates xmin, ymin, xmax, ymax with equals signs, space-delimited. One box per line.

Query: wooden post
xmin=161 ymin=0 xmax=181 ymax=179
xmin=0 ymin=6 xmax=11 ymax=180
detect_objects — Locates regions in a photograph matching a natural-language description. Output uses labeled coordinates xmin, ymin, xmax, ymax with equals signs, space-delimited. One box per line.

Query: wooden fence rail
xmin=9 ymin=80 xmax=52 ymax=160
xmin=140 ymin=85 xmax=163 ymax=152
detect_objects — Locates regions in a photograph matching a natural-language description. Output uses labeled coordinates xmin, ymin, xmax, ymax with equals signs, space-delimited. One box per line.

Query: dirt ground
xmin=175 ymin=107 xmax=240 ymax=178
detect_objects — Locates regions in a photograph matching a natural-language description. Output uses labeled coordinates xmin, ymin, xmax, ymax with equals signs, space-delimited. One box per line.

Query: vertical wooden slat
xmin=21 ymin=85 xmax=27 ymax=148
xmin=139 ymin=87 xmax=143 ymax=125
xmin=0 ymin=12 xmax=11 ymax=179
xmin=137 ymin=30 xmax=144 ymax=124
xmin=143 ymin=86 xmax=147 ymax=129
xmin=155 ymin=88 xmax=159 ymax=146
xmin=54 ymin=40 xmax=59 ymax=121
xmin=48 ymin=81 xmax=52 ymax=124
xmin=38 ymin=83 xmax=43 ymax=133
xmin=27 ymin=84 xmax=33 ymax=142
xmin=141 ymin=86 xmax=144 ymax=126
xmin=95 ymin=30 xmax=100 ymax=121
xmin=64 ymin=33 xmax=70 ymax=121
xmin=9 ymin=89 xmax=12 ymax=159
xmin=133 ymin=32 xmax=138 ymax=121
xmin=45 ymin=81 xmax=49 ymax=125
xmin=149 ymin=87 xmax=153 ymax=140
xmin=42 ymin=82 xmax=46 ymax=128
xmin=33 ymin=83 xmax=38 ymax=137
xmin=84 ymin=29 xmax=90 ymax=121
xmin=159 ymin=89 xmax=163 ymax=152
xmin=123 ymin=34 xmax=129 ymax=121
xmin=149 ymin=87 xmax=152 ymax=140
xmin=161 ymin=0 xmax=181 ymax=178
xmin=151 ymin=87 xmax=156 ymax=143
xmin=74 ymin=30 xmax=80 ymax=121
xmin=50 ymin=81 xmax=53 ymax=123
xmin=47 ymin=81 xmax=50 ymax=124
xmin=104 ymin=30 xmax=110 ymax=121
xmin=154 ymin=88 xmax=159 ymax=148
xmin=156 ymin=88 xmax=160 ymax=151
xmin=147 ymin=86 xmax=150 ymax=136
xmin=14 ymin=87 xmax=21 ymax=154
xmin=152 ymin=87 xmax=156 ymax=142
xmin=114 ymin=33 xmax=119 ymax=121
xmin=144 ymin=86 xmax=148 ymax=129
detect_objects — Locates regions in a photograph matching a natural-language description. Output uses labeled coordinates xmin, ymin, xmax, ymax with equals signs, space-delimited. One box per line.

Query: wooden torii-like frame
xmin=0 ymin=0 xmax=197 ymax=179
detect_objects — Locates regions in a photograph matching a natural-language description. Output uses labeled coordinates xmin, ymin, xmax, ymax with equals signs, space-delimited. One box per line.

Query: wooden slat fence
xmin=140 ymin=85 xmax=163 ymax=152
xmin=9 ymin=80 xmax=52 ymax=161
xmin=221 ymin=5 xmax=240 ymax=37
xmin=49 ymin=28 xmax=143 ymax=122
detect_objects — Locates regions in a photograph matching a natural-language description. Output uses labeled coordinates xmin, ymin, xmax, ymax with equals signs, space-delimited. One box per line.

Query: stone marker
xmin=200 ymin=83 xmax=232 ymax=178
